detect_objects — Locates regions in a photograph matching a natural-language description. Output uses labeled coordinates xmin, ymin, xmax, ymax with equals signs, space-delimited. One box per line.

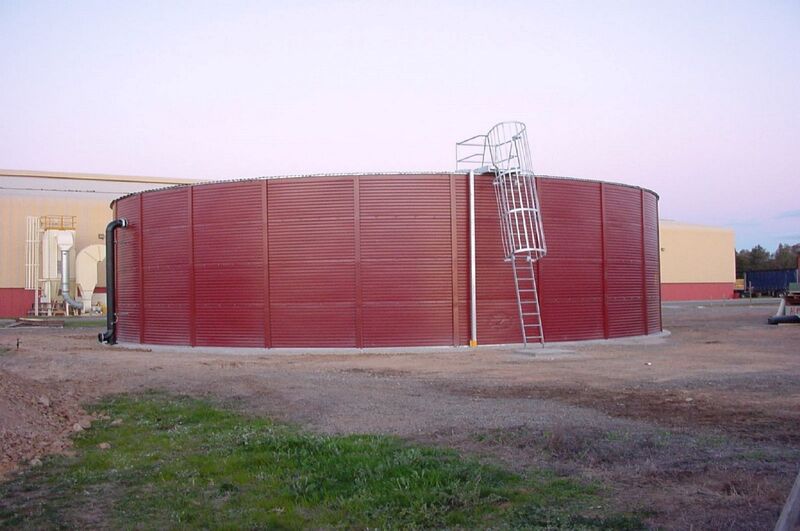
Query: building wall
xmin=0 ymin=171 xmax=196 ymax=317
xmin=659 ymin=220 xmax=735 ymax=301
xmin=113 ymin=173 xmax=661 ymax=347
xmin=0 ymin=195 xmax=113 ymax=288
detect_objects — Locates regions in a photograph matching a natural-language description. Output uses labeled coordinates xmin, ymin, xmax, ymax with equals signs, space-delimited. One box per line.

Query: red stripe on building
xmin=661 ymin=283 xmax=735 ymax=301
xmin=0 ymin=288 xmax=34 ymax=318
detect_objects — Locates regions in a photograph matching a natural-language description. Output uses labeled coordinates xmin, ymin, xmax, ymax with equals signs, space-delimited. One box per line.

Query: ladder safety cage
xmin=456 ymin=121 xmax=548 ymax=346
xmin=486 ymin=122 xmax=546 ymax=261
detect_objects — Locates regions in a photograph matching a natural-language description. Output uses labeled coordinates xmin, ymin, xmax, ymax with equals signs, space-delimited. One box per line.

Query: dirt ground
xmin=1 ymin=300 xmax=798 ymax=530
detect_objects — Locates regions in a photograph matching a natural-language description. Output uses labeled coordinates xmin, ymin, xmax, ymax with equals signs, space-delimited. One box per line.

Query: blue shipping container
xmin=744 ymin=269 xmax=799 ymax=294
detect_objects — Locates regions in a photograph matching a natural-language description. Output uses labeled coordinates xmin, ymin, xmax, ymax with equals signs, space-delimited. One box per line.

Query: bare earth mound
xmin=0 ymin=369 xmax=92 ymax=478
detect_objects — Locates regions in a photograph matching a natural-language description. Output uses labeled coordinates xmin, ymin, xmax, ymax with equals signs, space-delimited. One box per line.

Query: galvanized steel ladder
xmin=511 ymin=254 xmax=543 ymax=344
xmin=457 ymin=121 xmax=547 ymax=346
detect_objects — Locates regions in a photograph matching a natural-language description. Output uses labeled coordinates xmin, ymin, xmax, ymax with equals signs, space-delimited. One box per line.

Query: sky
xmin=1 ymin=0 xmax=798 ymax=250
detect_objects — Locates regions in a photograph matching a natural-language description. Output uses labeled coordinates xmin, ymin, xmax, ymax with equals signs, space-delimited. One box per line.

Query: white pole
xmin=469 ymin=170 xmax=478 ymax=347
xmin=34 ymin=218 xmax=40 ymax=316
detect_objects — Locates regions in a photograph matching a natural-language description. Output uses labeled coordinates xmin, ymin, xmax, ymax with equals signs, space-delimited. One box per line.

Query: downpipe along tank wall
xmin=99 ymin=218 xmax=128 ymax=344
xmin=110 ymin=173 xmax=661 ymax=348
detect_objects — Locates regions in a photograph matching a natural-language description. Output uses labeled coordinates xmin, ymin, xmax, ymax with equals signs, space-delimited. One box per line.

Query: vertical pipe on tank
xmin=469 ymin=170 xmax=478 ymax=347
xmin=99 ymin=218 xmax=129 ymax=345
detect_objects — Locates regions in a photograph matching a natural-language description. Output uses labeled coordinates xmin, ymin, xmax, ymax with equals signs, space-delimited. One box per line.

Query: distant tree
xmin=773 ymin=244 xmax=798 ymax=269
xmin=748 ymin=245 xmax=771 ymax=270
xmin=735 ymin=249 xmax=750 ymax=277
xmin=735 ymin=243 xmax=799 ymax=277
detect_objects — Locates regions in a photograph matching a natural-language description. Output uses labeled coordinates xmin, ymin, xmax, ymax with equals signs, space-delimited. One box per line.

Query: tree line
xmin=735 ymin=243 xmax=798 ymax=277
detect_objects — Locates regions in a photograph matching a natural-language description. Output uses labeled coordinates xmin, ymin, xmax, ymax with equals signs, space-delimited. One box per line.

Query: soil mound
xmin=0 ymin=369 xmax=91 ymax=478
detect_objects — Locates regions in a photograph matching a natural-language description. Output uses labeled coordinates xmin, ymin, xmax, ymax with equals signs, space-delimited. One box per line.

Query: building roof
xmin=0 ymin=169 xmax=198 ymax=186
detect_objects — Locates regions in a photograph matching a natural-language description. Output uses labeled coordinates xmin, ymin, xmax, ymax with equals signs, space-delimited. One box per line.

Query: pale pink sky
xmin=1 ymin=1 xmax=798 ymax=249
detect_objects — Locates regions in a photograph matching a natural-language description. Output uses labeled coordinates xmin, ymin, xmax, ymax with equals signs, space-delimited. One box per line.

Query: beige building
xmin=0 ymin=170 xmax=196 ymax=317
xmin=659 ymin=220 xmax=735 ymax=301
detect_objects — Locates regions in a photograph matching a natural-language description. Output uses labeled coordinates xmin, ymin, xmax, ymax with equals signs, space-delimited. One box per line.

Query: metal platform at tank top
xmin=456 ymin=121 xmax=547 ymax=346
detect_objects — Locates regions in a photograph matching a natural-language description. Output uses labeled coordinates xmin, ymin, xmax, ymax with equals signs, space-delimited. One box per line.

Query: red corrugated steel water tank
xmin=112 ymin=173 xmax=661 ymax=348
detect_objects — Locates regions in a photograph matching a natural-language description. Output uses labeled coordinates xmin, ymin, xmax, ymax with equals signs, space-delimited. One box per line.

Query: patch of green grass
xmin=740 ymin=449 xmax=768 ymax=461
xmin=695 ymin=433 xmax=729 ymax=449
xmin=0 ymin=393 xmax=645 ymax=529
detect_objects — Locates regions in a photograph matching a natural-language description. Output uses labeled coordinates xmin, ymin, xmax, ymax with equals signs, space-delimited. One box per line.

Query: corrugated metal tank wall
xmin=113 ymin=174 xmax=660 ymax=347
